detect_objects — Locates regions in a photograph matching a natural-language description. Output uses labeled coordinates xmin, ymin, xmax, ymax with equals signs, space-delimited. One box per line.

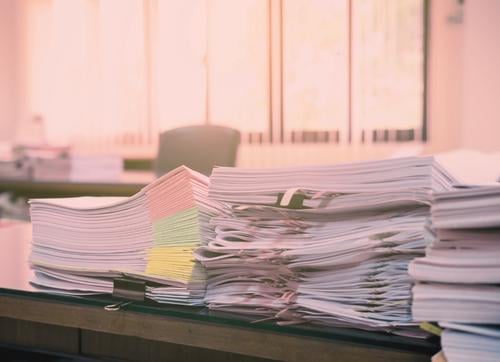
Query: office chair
xmin=155 ymin=125 xmax=241 ymax=177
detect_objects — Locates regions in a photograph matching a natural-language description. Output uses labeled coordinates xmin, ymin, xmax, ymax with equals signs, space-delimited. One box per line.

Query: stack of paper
xmin=409 ymin=186 xmax=500 ymax=360
xmin=70 ymin=155 xmax=122 ymax=182
xmin=29 ymin=166 xmax=221 ymax=305
xmin=409 ymin=186 xmax=500 ymax=322
xmin=32 ymin=157 xmax=72 ymax=181
xmin=32 ymin=155 xmax=123 ymax=182
xmin=434 ymin=148 xmax=500 ymax=185
xmin=197 ymin=156 xmax=457 ymax=332
xmin=439 ymin=323 xmax=500 ymax=362
xmin=0 ymin=158 xmax=30 ymax=180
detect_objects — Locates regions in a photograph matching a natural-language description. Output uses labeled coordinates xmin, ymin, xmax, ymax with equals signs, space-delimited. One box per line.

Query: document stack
xmin=69 ymin=155 xmax=123 ymax=182
xmin=31 ymin=157 xmax=71 ymax=181
xmin=197 ymin=157 xmax=457 ymax=333
xmin=409 ymin=186 xmax=500 ymax=360
xmin=0 ymin=158 xmax=31 ymax=180
xmin=29 ymin=166 xmax=221 ymax=305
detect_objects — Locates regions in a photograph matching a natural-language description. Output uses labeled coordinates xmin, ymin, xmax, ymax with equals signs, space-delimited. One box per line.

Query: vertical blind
xmin=17 ymin=0 xmax=425 ymax=156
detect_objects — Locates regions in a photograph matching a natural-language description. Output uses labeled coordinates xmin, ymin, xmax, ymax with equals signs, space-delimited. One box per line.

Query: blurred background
xmin=1 ymin=0 xmax=498 ymax=168
xmin=0 ymin=0 xmax=498 ymax=208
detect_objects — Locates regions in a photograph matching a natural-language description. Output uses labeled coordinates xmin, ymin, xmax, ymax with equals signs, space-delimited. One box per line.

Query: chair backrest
xmin=155 ymin=125 xmax=241 ymax=177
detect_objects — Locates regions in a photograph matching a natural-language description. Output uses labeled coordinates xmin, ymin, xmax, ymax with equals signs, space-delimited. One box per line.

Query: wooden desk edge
xmin=0 ymin=295 xmax=431 ymax=362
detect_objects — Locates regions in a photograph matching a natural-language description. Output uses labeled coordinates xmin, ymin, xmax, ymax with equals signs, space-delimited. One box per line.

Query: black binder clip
xmin=275 ymin=192 xmax=306 ymax=209
xmin=104 ymin=277 xmax=146 ymax=311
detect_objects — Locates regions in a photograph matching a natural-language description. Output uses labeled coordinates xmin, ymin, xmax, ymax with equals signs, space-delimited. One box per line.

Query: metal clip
xmin=104 ymin=300 xmax=133 ymax=312
xmin=112 ymin=277 xmax=146 ymax=302
xmin=276 ymin=190 xmax=307 ymax=209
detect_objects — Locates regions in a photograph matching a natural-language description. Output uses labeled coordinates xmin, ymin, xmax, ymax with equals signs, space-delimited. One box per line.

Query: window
xmin=17 ymin=0 xmax=427 ymax=156
xmin=283 ymin=0 xmax=349 ymax=142
xmin=351 ymin=0 xmax=425 ymax=143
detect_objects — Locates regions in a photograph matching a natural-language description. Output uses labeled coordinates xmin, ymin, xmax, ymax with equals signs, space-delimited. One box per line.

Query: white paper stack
xmin=0 ymin=159 xmax=31 ymax=180
xmin=197 ymin=156 xmax=457 ymax=333
xmin=69 ymin=155 xmax=123 ymax=182
xmin=409 ymin=186 xmax=500 ymax=322
xmin=409 ymin=186 xmax=500 ymax=360
xmin=32 ymin=157 xmax=72 ymax=181
xmin=29 ymin=166 xmax=221 ymax=305
xmin=32 ymin=155 xmax=123 ymax=182
xmin=439 ymin=323 xmax=500 ymax=362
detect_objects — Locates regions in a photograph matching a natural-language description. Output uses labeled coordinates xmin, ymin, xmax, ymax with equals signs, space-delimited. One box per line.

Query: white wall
xmin=461 ymin=0 xmax=500 ymax=151
xmin=0 ymin=0 xmax=18 ymax=142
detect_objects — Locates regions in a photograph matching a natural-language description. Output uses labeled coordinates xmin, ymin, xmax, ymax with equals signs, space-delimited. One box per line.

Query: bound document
xmin=410 ymin=185 xmax=500 ymax=361
xmin=197 ymin=156 xmax=457 ymax=335
xmin=29 ymin=166 xmax=222 ymax=306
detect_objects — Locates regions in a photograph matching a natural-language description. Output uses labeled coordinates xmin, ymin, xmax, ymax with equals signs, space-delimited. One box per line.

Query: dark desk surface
xmin=0 ymin=171 xmax=155 ymax=198
xmin=0 ymin=222 xmax=438 ymax=362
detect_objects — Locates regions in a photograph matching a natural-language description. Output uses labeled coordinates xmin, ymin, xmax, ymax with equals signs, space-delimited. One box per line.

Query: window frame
xmin=214 ymin=0 xmax=429 ymax=145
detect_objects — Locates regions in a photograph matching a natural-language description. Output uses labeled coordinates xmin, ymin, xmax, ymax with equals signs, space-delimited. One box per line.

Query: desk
xmin=0 ymin=223 xmax=438 ymax=361
xmin=0 ymin=171 xmax=154 ymax=198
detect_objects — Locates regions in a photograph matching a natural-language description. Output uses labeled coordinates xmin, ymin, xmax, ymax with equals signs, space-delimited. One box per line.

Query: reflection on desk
xmin=0 ymin=221 xmax=33 ymax=291
xmin=0 ymin=222 xmax=439 ymax=362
